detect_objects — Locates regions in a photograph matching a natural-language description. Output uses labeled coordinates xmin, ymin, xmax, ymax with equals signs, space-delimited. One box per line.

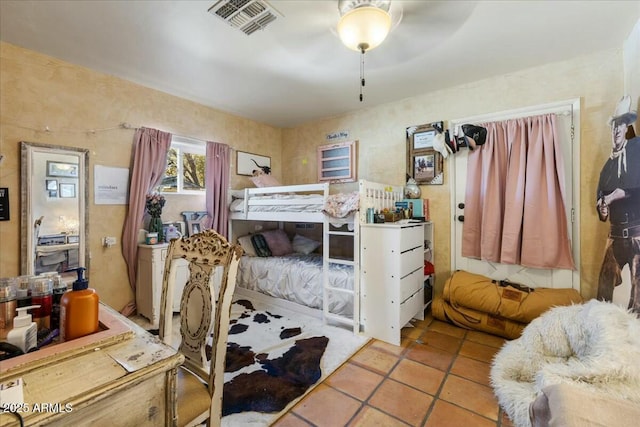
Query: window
xmin=159 ymin=137 xmax=206 ymax=193
xmin=317 ymin=140 xmax=357 ymax=183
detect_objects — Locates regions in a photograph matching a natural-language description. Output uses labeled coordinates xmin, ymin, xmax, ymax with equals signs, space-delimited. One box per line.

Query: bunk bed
xmin=228 ymin=180 xmax=404 ymax=333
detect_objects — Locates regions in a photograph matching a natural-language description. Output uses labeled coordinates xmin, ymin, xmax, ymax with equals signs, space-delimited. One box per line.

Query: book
xmin=402 ymin=199 xmax=425 ymax=219
xmin=395 ymin=201 xmax=409 ymax=211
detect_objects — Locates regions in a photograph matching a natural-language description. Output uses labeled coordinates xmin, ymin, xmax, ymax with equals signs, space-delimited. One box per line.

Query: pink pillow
xmin=250 ymin=174 xmax=282 ymax=188
xmin=260 ymin=229 xmax=293 ymax=256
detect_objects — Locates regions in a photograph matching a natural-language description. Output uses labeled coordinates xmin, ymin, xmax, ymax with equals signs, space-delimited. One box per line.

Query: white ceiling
xmin=1 ymin=1 xmax=639 ymax=128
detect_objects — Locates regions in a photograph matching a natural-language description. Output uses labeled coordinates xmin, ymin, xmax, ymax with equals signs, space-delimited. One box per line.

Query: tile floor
xmin=273 ymin=309 xmax=515 ymax=427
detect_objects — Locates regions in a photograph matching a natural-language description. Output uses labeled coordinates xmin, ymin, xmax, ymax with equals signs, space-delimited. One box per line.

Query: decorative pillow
xmin=292 ymin=234 xmax=321 ymax=255
xmin=250 ymin=174 xmax=282 ymax=188
xmin=251 ymin=234 xmax=272 ymax=257
xmin=230 ymin=189 xmax=246 ymax=199
xmin=260 ymin=229 xmax=293 ymax=256
xmin=237 ymin=235 xmax=257 ymax=257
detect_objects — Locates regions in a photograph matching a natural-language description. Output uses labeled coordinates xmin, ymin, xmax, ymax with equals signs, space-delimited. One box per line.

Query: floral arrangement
xmin=145 ymin=193 xmax=166 ymax=218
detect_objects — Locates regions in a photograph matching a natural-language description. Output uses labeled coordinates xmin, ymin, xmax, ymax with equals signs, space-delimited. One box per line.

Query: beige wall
xmin=624 ymin=18 xmax=640 ymax=124
xmin=283 ymin=48 xmax=626 ymax=300
xmin=0 ymin=42 xmax=282 ymax=311
xmin=0 ymin=40 xmax=627 ymax=311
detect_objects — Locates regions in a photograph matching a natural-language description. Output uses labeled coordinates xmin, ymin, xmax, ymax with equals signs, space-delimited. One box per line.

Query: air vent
xmin=208 ymin=0 xmax=281 ymax=35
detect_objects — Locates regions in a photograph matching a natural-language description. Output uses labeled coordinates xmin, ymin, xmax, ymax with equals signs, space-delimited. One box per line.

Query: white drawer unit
xmin=360 ymin=222 xmax=426 ymax=346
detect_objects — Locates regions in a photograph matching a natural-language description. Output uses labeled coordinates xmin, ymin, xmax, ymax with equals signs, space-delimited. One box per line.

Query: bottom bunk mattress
xmin=236 ymin=253 xmax=354 ymax=317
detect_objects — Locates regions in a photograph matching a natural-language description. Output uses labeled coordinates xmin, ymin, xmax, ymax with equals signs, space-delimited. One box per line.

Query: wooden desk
xmin=0 ymin=304 xmax=184 ymax=426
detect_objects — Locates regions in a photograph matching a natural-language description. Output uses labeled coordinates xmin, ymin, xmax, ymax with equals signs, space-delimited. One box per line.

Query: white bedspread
xmin=230 ymin=194 xmax=324 ymax=213
xmin=236 ymin=253 xmax=354 ymax=316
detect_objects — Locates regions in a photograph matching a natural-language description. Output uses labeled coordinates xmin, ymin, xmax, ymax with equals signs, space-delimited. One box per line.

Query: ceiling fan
xmin=274 ymin=1 xmax=475 ymax=73
xmin=334 ymin=0 xmax=475 ymax=100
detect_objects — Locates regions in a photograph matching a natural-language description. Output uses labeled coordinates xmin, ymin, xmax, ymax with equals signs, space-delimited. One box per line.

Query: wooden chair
xmin=158 ymin=229 xmax=243 ymax=427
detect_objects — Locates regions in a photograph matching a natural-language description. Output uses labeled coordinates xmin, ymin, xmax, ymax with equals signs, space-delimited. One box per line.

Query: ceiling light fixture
xmin=337 ymin=1 xmax=392 ymax=102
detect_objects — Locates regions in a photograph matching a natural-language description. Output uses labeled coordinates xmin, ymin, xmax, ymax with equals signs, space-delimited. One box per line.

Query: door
xmin=450 ymin=101 xmax=580 ymax=290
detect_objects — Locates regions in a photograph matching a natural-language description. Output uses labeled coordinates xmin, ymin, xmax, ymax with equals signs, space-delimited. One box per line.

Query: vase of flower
xmin=148 ymin=215 xmax=164 ymax=242
xmin=145 ymin=193 xmax=166 ymax=243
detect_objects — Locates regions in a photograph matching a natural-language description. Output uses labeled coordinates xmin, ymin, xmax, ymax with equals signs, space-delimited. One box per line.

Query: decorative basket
xmin=384 ymin=212 xmax=402 ymax=222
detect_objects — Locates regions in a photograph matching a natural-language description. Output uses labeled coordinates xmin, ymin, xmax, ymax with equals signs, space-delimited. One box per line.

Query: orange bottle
xmin=60 ymin=267 xmax=99 ymax=341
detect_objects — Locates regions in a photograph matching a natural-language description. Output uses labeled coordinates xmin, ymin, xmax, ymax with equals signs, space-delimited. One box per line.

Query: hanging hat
xmin=608 ymin=95 xmax=637 ymax=126
xmin=444 ymin=129 xmax=457 ymax=153
xmin=461 ymin=124 xmax=487 ymax=151
xmin=432 ymin=132 xmax=449 ymax=158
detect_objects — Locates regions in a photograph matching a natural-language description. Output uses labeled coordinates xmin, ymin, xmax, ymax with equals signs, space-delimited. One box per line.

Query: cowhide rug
xmin=138 ymin=297 xmax=369 ymax=426
xmin=221 ymin=298 xmax=369 ymax=426
xmin=223 ymin=298 xmax=328 ymax=418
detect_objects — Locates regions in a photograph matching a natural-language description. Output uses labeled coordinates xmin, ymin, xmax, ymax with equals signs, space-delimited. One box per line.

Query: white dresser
xmin=360 ymin=222 xmax=426 ymax=346
xmin=136 ymin=243 xmax=169 ymax=327
xmin=136 ymin=243 xmax=194 ymax=326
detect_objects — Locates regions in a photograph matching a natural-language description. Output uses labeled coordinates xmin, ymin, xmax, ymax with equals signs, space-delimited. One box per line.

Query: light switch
xmin=103 ymin=236 xmax=117 ymax=247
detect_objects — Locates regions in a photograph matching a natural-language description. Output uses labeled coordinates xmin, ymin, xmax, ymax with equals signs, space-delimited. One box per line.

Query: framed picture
xmin=413 ymin=129 xmax=436 ymax=149
xmin=188 ymin=221 xmax=202 ymax=236
xmin=47 ymin=161 xmax=79 ymax=178
xmin=59 ymin=183 xmax=76 ymax=198
xmin=236 ymin=151 xmax=271 ymax=176
xmin=413 ymin=153 xmax=436 ymax=181
xmin=46 ymin=179 xmax=58 ymax=191
xmin=0 ymin=188 xmax=8 ymax=221
xmin=182 ymin=211 xmax=209 ymax=236
xmin=407 ymin=123 xmax=444 ymax=185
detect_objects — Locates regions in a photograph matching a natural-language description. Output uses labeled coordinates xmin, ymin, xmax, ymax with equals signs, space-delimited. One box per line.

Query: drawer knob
xmin=458 ymin=202 xmax=465 ymax=209
xmin=457 ymin=215 xmax=464 ymax=222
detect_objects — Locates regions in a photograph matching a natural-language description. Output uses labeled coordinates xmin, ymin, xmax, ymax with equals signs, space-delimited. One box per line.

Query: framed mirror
xmin=406 ymin=123 xmax=444 ymax=185
xmin=21 ymin=142 xmax=89 ymax=278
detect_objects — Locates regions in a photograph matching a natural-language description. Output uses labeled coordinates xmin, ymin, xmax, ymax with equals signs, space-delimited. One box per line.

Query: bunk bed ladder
xmin=322 ymin=215 xmax=360 ymax=334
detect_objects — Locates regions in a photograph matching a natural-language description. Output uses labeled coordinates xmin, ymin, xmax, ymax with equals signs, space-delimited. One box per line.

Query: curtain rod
xmin=121 ymin=122 xmax=237 ymax=150
xmin=449 ymin=99 xmax=578 ymax=127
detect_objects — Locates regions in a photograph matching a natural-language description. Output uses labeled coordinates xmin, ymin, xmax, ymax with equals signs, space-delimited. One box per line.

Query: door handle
xmin=458 ymin=215 xmax=464 ymax=222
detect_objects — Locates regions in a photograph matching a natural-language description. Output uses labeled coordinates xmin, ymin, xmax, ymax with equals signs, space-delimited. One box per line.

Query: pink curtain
xmin=205 ymin=142 xmax=230 ymax=238
xmin=462 ymin=114 xmax=575 ymax=270
xmin=120 ymin=127 xmax=172 ymax=316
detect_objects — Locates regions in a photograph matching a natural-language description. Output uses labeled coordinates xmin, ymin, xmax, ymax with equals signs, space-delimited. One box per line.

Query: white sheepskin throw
xmin=490 ymin=299 xmax=640 ymax=427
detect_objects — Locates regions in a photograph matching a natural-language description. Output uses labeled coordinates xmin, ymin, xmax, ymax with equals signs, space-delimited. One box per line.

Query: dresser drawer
xmin=400 ymin=246 xmax=423 ymax=278
xmin=400 ymin=287 xmax=424 ymax=327
xmin=400 ymin=225 xmax=423 ymax=252
xmin=399 ymin=268 xmax=423 ymax=302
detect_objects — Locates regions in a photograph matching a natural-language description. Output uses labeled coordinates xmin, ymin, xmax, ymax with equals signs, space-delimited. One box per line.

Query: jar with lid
xmin=15 ymin=275 xmax=32 ymax=308
xmin=30 ymin=276 xmax=53 ymax=331
xmin=0 ymin=278 xmax=17 ymax=340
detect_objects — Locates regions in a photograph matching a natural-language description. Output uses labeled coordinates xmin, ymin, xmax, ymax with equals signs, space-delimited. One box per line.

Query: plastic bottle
xmin=6 ymin=305 xmax=39 ymax=353
xmin=51 ymin=274 xmax=67 ymax=330
xmin=60 ymin=268 xmax=99 ymax=341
